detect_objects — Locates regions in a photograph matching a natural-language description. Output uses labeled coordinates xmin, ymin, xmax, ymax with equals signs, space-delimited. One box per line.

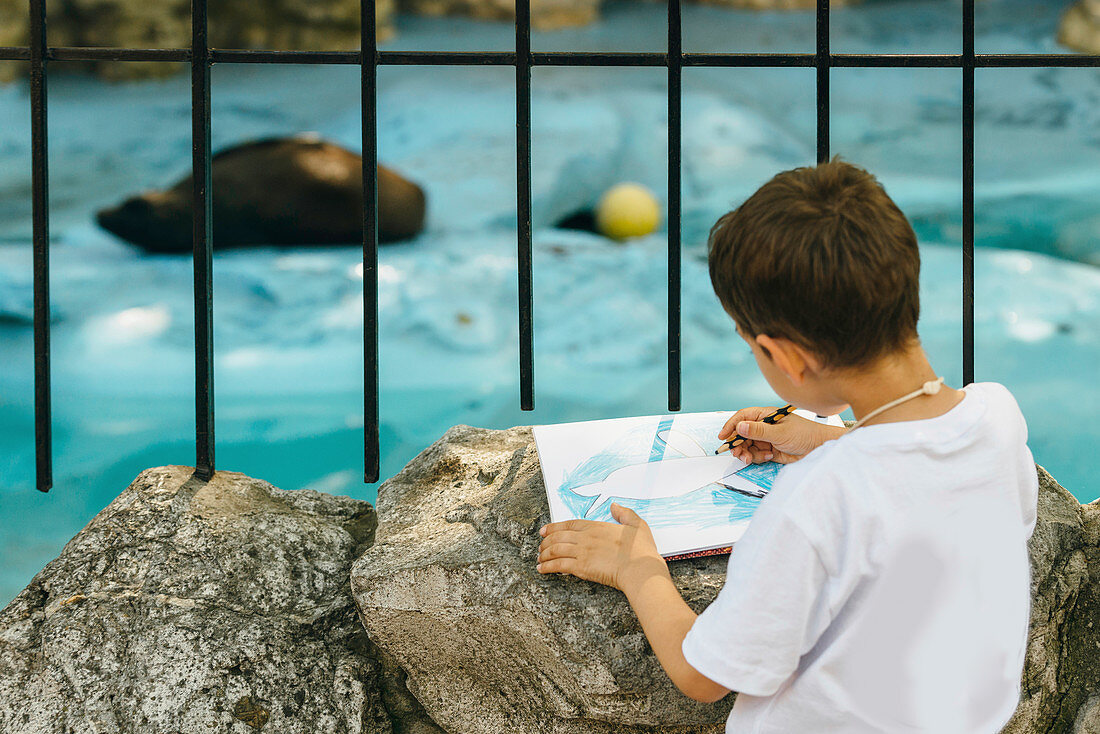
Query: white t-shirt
xmin=681 ymin=381 xmax=1039 ymax=733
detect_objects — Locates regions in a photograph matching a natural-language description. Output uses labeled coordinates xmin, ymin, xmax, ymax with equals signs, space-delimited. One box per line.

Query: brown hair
xmin=707 ymin=157 xmax=920 ymax=370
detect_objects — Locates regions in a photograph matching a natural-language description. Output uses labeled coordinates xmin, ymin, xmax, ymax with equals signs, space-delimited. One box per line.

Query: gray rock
xmin=1072 ymin=694 xmax=1100 ymax=734
xmin=389 ymin=0 xmax=858 ymax=31
xmin=353 ymin=424 xmax=1100 ymax=734
xmin=0 ymin=0 xmax=868 ymax=84
xmin=0 ymin=0 xmax=395 ymax=82
xmin=0 ymin=465 xmax=391 ymax=734
xmin=1002 ymin=466 xmax=1100 ymax=734
xmin=352 ymin=424 xmax=735 ymax=734
xmin=690 ymin=0 xmax=857 ymax=9
xmin=396 ymin=0 xmax=602 ymax=31
xmin=5 ymin=427 xmax=1095 ymax=734
xmin=1059 ymin=0 xmax=1100 ymax=55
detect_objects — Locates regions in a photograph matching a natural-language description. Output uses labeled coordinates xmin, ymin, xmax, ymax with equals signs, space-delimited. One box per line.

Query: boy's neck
xmin=836 ymin=342 xmax=965 ymax=428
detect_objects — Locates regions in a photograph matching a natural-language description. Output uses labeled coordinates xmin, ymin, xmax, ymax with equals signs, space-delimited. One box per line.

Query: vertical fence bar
xmin=816 ymin=0 xmax=829 ymax=162
xmin=962 ymin=0 xmax=975 ymax=385
xmin=667 ymin=0 xmax=682 ymax=411
xmin=29 ymin=0 xmax=51 ymax=492
xmin=362 ymin=0 xmax=381 ymax=482
xmin=192 ymin=0 xmax=215 ymax=480
xmin=516 ymin=0 xmax=534 ymax=410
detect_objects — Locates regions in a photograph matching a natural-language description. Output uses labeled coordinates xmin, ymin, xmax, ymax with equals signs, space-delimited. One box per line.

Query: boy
xmin=536 ymin=158 xmax=1039 ymax=732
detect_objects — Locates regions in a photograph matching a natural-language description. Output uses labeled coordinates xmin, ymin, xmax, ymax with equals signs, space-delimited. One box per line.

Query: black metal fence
xmin=3 ymin=1 xmax=1098 ymax=492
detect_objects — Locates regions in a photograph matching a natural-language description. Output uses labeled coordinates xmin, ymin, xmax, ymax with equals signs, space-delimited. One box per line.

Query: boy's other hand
xmin=718 ymin=406 xmax=846 ymax=464
xmin=537 ymin=503 xmax=670 ymax=595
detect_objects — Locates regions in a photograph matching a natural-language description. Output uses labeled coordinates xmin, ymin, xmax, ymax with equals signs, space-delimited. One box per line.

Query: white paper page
xmin=532 ymin=409 xmax=844 ymax=557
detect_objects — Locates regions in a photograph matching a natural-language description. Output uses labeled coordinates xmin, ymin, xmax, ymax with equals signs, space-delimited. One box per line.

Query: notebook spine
xmin=664 ymin=546 xmax=732 ymax=562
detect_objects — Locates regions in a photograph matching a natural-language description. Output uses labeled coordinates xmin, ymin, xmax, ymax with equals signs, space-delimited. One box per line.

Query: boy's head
xmin=708 ymin=158 xmax=920 ymax=382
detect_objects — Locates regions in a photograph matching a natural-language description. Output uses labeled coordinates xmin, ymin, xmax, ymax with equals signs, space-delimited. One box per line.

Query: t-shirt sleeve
xmin=1019 ymin=443 xmax=1039 ymax=540
xmin=1001 ymin=382 xmax=1039 ymax=539
xmin=681 ymin=498 xmax=833 ymax=697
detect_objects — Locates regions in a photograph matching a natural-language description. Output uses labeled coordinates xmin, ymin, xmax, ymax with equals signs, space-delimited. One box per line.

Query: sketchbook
xmin=532 ymin=410 xmax=844 ymax=560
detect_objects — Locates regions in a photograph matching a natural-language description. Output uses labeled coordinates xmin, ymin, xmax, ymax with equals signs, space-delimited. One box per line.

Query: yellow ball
xmin=595 ymin=183 xmax=661 ymax=241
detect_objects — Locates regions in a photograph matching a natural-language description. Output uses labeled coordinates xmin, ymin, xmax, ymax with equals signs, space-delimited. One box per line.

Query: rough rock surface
xmin=0 ymin=0 xmax=395 ymax=82
xmin=1003 ymin=465 xmax=1100 ymax=734
xmin=353 ymin=424 xmax=1100 ymax=734
xmin=397 ymin=0 xmax=601 ymax=31
xmin=691 ymin=0 xmax=857 ymax=10
xmin=353 ymin=424 xmax=732 ymax=733
xmin=393 ymin=0 xmax=857 ymax=30
xmin=3 ymin=427 xmax=1095 ymax=733
xmin=0 ymin=0 xmax=867 ymax=83
xmin=1059 ymin=0 xmax=1100 ymax=54
xmin=0 ymin=465 xmax=391 ymax=734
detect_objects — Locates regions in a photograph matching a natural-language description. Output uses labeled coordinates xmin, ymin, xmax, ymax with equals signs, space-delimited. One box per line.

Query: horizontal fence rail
xmin=5 ymin=48 xmax=1100 ymax=67
xmin=6 ymin=47 xmax=1100 ymax=67
xmin=6 ymin=1 xmax=1098 ymax=491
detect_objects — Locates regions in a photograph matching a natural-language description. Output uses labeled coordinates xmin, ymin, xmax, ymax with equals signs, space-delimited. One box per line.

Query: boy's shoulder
xmin=759 ymin=438 xmax=855 ymax=534
xmin=762 ymin=380 xmax=1032 ymax=549
xmin=828 ymin=380 xmax=1025 ymax=454
xmin=970 ymin=380 xmax=1029 ymax=441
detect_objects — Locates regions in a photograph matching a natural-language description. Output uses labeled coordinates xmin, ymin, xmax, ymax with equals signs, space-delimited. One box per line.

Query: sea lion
xmin=96 ymin=134 xmax=426 ymax=252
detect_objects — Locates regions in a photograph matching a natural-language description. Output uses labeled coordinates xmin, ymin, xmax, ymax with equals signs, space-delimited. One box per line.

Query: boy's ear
xmin=792 ymin=341 xmax=827 ymax=374
xmin=756 ymin=334 xmax=817 ymax=385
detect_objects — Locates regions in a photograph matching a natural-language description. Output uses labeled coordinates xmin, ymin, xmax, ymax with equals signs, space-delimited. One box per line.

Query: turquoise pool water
xmin=1 ymin=0 xmax=1098 ymax=606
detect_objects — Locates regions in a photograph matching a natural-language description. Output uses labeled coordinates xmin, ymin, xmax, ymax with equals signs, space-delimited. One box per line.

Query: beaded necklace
xmin=849 ymin=377 xmax=947 ymax=431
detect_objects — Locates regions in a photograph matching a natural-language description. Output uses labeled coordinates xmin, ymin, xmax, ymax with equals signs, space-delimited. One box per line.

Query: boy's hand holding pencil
xmin=717 ymin=405 xmax=848 ymax=464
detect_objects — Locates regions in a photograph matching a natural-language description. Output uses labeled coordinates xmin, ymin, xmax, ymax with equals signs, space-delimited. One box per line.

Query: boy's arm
xmin=542 ymin=462 xmax=838 ymax=705
xmin=537 ymin=503 xmax=732 ymax=703
xmin=620 ymin=562 xmax=732 ymax=703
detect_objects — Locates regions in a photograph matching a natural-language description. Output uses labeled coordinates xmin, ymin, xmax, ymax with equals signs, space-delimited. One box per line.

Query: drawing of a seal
xmin=96 ymin=134 xmax=426 ymax=252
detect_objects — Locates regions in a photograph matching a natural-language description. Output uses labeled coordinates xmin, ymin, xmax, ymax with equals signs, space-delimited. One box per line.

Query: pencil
xmin=715 ymin=404 xmax=796 ymax=455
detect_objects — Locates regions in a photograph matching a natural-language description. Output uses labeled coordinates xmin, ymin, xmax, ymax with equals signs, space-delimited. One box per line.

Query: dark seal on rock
xmin=96 ymin=134 xmax=426 ymax=252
